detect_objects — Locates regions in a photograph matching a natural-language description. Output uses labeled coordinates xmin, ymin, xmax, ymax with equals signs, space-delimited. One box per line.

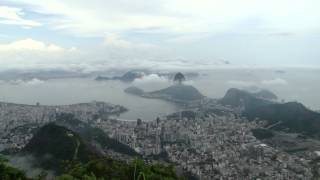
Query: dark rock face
xmin=148 ymin=84 xmax=204 ymax=102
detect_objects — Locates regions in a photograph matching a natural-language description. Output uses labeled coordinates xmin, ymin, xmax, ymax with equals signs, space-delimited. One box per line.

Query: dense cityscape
xmin=1 ymin=93 xmax=320 ymax=179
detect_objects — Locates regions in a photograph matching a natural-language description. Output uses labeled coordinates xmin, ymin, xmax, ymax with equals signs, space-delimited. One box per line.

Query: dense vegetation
xmin=244 ymin=102 xmax=320 ymax=136
xmin=57 ymin=158 xmax=180 ymax=180
xmin=0 ymin=155 xmax=182 ymax=180
xmin=2 ymin=120 xmax=182 ymax=179
xmin=22 ymin=123 xmax=100 ymax=173
xmin=55 ymin=113 xmax=139 ymax=156
xmin=221 ymin=88 xmax=320 ymax=137
xmin=219 ymin=88 xmax=272 ymax=109
xmin=0 ymin=156 xmax=30 ymax=180
xmin=251 ymin=89 xmax=278 ymax=101
xmin=251 ymin=128 xmax=274 ymax=139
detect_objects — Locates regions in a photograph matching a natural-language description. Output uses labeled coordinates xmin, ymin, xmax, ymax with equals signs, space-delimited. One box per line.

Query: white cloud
xmin=0 ymin=6 xmax=41 ymax=28
xmin=0 ymin=38 xmax=80 ymax=72
xmin=132 ymin=74 xmax=169 ymax=85
xmin=0 ymin=38 xmax=65 ymax=52
xmin=7 ymin=0 xmax=320 ymax=37
xmin=1 ymin=0 xmax=319 ymax=69
xmin=261 ymin=78 xmax=288 ymax=86
xmin=104 ymin=33 xmax=156 ymax=49
xmin=25 ymin=78 xmax=45 ymax=85
xmin=9 ymin=78 xmax=45 ymax=86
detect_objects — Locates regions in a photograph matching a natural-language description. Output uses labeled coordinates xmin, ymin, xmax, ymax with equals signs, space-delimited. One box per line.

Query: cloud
xmin=132 ymin=74 xmax=169 ymax=85
xmin=227 ymin=78 xmax=288 ymax=88
xmin=227 ymin=80 xmax=257 ymax=87
xmin=8 ymin=78 xmax=45 ymax=86
xmin=0 ymin=6 xmax=41 ymax=28
xmin=0 ymin=1 xmax=319 ymax=69
xmin=261 ymin=78 xmax=288 ymax=86
xmin=7 ymin=0 xmax=320 ymax=37
xmin=8 ymin=155 xmax=54 ymax=178
xmin=104 ymin=33 xmax=156 ymax=49
xmin=24 ymin=78 xmax=45 ymax=85
xmin=0 ymin=38 xmax=80 ymax=72
xmin=0 ymin=38 xmax=66 ymax=52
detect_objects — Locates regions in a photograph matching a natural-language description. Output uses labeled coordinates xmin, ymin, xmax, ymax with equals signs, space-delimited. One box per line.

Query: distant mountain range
xmin=125 ymin=84 xmax=204 ymax=104
xmin=96 ymin=71 xmax=145 ymax=82
xmin=220 ymin=88 xmax=320 ymax=137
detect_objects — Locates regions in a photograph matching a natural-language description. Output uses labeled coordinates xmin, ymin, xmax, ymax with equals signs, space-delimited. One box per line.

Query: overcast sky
xmin=0 ymin=0 xmax=319 ymax=71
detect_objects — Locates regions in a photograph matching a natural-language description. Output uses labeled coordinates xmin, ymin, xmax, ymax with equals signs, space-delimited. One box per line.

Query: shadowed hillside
xmin=22 ymin=123 xmax=101 ymax=172
xmin=244 ymin=102 xmax=320 ymax=136
xmin=219 ymin=88 xmax=273 ymax=109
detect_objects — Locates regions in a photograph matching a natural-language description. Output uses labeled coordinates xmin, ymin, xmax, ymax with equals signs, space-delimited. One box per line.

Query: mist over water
xmin=0 ymin=68 xmax=319 ymax=121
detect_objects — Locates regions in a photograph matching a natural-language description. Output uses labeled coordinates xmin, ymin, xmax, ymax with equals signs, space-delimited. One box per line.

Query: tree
xmin=0 ymin=156 xmax=30 ymax=180
xmin=173 ymin=72 xmax=186 ymax=84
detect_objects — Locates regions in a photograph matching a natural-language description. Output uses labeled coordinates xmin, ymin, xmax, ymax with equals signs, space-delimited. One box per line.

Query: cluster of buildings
xmin=0 ymin=99 xmax=319 ymax=179
xmin=93 ymin=103 xmax=317 ymax=179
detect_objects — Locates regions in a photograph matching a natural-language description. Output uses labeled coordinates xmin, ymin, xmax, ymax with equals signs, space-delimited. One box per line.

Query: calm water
xmin=0 ymin=68 xmax=319 ymax=121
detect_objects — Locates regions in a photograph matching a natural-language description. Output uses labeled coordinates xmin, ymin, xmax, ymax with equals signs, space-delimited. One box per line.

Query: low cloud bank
xmin=261 ymin=78 xmax=288 ymax=85
xmin=227 ymin=78 xmax=288 ymax=88
xmin=8 ymin=155 xmax=55 ymax=178
xmin=4 ymin=78 xmax=45 ymax=86
xmin=132 ymin=74 xmax=169 ymax=85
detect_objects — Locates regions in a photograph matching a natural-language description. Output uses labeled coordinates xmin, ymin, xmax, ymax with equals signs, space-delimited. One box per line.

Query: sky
xmin=0 ymin=0 xmax=320 ymax=72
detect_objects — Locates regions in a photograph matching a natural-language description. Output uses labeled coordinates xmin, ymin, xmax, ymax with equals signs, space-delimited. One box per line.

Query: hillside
xmin=22 ymin=123 xmax=101 ymax=172
xmin=146 ymin=84 xmax=204 ymax=103
xmin=220 ymin=88 xmax=320 ymax=136
xmin=55 ymin=113 xmax=139 ymax=156
xmin=243 ymin=102 xmax=320 ymax=136
xmin=219 ymin=88 xmax=273 ymax=109
xmin=251 ymin=89 xmax=278 ymax=101
xmin=0 ymin=155 xmax=181 ymax=180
